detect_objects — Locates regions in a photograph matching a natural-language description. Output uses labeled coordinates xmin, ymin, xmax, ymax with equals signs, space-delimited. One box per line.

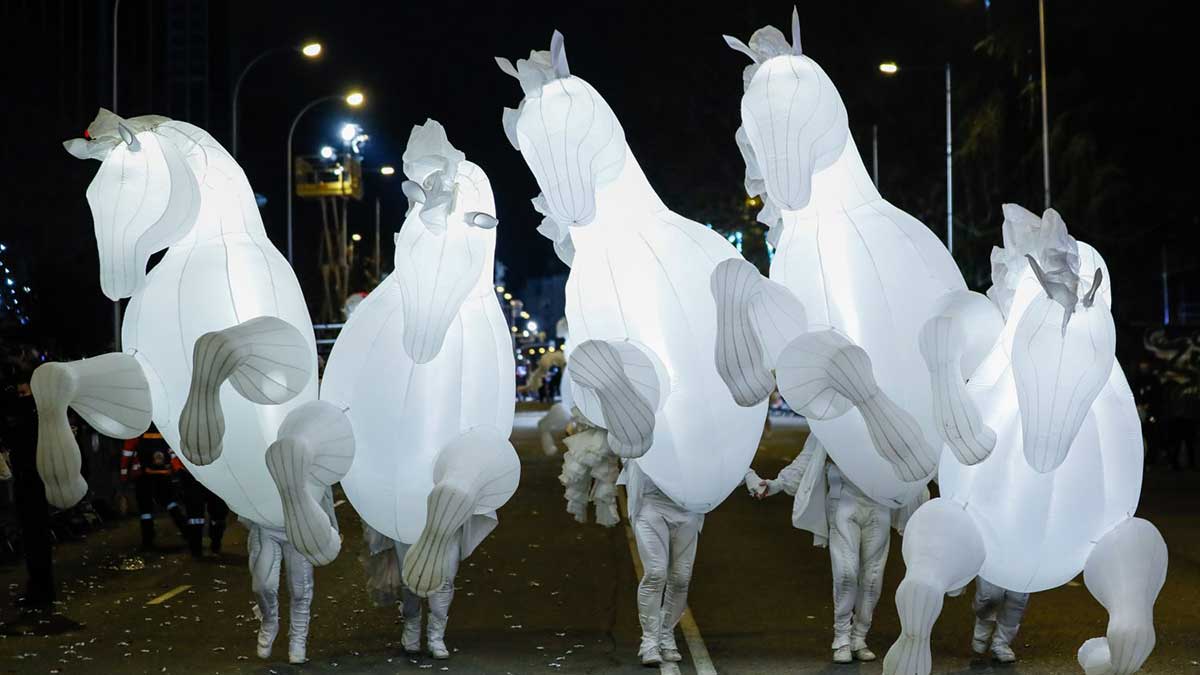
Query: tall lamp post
xmin=1038 ymin=0 xmax=1051 ymax=210
xmin=286 ymin=91 xmax=365 ymax=266
xmin=111 ymin=0 xmax=122 ymax=350
xmin=231 ymin=41 xmax=323 ymax=159
xmin=376 ymin=165 xmax=396 ymax=281
xmin=879 ymin=60 xmax=954 ymax=257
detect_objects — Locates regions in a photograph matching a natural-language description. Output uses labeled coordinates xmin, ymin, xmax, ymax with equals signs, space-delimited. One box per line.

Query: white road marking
xmin=618 ymin=490 xmax=718 ymax=675
xmin=146 ymin=584 xmax=192 ymax=605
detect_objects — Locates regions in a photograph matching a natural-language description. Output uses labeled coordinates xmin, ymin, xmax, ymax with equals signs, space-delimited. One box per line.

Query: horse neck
xmin=581 ymin=149 xmax=667 ymax=238
xmin=183 ymin=148 xmax=270 ymax=243
xmin=788 ymin=135 xmax=881 ymax=219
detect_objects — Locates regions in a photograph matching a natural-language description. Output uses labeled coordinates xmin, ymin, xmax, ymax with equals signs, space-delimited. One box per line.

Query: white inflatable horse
xmin=498 ymin=32 xmax=764 ymax=514
xmin=883 ymin=206 xmax=1166 ymax=675
xmin=717 ymin=11 xmax=963 ymax=509
xmin=39 ymin=109 xmax=318 ymax=528
xmin=267 ymin=120 xmax=520 ymax=597
xmin=718 ymin=12 xmax=1166 ymax=674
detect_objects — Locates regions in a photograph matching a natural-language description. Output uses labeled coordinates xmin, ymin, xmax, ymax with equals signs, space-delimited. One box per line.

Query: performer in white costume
xmin=621 ymin=462 xmax=703 ymax=666
xmin=971 ymin=579 xmax=1030 ymax=664
xmin=361 ymin=512 xmax=496 ymax=660
xmin=747 ymin=436 xmax=925 ymax=663
xmin=250 ymin=487 xmax=336 ymax=664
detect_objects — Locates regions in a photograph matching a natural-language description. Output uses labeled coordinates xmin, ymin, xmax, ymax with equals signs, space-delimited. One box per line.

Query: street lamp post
xmin=231 ymin=41 xmax=322 ymax=159
xmin=111 ymin=0 xmax=122 ymax=350
xmin=1038 ymin=0 xmax=1051 ymax=210
xmin=878 ymin=60 xmax=954 ymax=257
xmin=286 ymin=91 xmax=364 ymax=266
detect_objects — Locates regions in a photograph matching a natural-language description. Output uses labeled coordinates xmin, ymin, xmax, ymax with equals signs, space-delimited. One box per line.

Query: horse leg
xmin=402 ymin=428 xmax=520 ymax=596
xmin=918 ymin=290 xmax=1003 ymax=465
xmin=883 ymin=498 xmax=985 ymax=675
xmin=32 ymin=353 xmax=152 ymax=508
xmin=776 ymin=329 xmax=937 ymax=482
xmin=567 ymin=339 xmax=668 ymax=458
xmin=264 ymin=401 xmax=355 ymax=566
xmin=179 ymin=316 xmax=314 ymax=465
xmin=1077 ymin=518 xmax=1168 ymax=675
xmin=709 ymin=257 xmax=807 ymax=406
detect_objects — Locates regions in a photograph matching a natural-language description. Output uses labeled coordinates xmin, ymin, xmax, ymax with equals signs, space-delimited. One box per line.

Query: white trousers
xmin=248 ymin=524 xmax=315 ymax=650
xmin=632 ymin=492 xmax=704 ymax=654
xmin=396 ymin=539 xmax=460 ymax=641
xmin=826 ymin=484 xmax=891 ymax=650
xmin=973 ymin=579 xmax=1030 ymax=648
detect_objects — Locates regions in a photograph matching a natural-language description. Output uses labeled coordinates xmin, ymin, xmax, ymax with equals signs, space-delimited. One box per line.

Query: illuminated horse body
xmin=883 ymin=207 xmax=1165 ymax=675
xmin=39 ymin=110 xmax=319 ymax=530
xmin=721 ymin=13 xmax=1166 ymax=675
xmin=498 ymin=33 xmax=764 ymax=514
xmin=271 ymin=121 xmax=520 ymax=597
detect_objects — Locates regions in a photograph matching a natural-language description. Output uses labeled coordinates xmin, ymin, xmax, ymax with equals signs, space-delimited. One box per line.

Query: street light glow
xmin=380 ymin=165 xmax=395 ymax=176
xmin=527 ymin=321 xmax=538 ymax=332
xmin=879 ymin=61 xmax=899 ymax=75
xmin=503 ymin=293 xmax=513 ymax=300
xmin=495 ymin=285 xmax=505 ymax=293
xmin=345 ymin=91 xmax=365 ymax=106
xmin=340 ymin=124 xmax=359 ymax=143
xmin=351 ymin=233 xmax=362 ymax=242
xmin=320 ymin=146 xmax=335 ymax=159
xmin=301 ymin=42 xmax=322 ymax=58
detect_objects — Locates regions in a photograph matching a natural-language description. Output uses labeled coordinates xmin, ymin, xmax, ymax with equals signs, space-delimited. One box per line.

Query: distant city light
xmin=351 ymin=233 xmax=362 ymax=242
xmin=340 ymin=124 xmax=359 ymax=143
xmin=320 ymin=146 xmax=335 ymax=159
xmin=503 ymin=292 xmax=513 ymax=300
xmin=879 ymin=61 xmax=899 ymax=75
xmin=496 ymin=285 xmax=505 ymax=293
xmin=527 ymin=321 xmax=538 ymax=332
xmin=301 ymin=42 xmax=323 ymax=58
xmin=380 ymin=165 xmax=396 ymax=176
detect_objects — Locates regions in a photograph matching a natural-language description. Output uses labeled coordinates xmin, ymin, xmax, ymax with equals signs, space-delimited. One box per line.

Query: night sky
xmin=3 ymin=1 xmax=1195 ymax=355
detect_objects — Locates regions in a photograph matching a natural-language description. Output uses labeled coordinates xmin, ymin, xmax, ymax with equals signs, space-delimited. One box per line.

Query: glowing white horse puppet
xmin=717 ymin=12 xmax=964 ymax=512
xmin=268 ymin=120 xmax=520 ymax=601
xmin=39 ymin=110 xmax=333 ymax=661
xmin=497 ymin=32 xmax=765 ymax=515
xmin=39 ymin=109 xmax=320 ymax=520
xmin=882 ymin=206 xmax=1166 ymax=675
xmin=720 ymin=12 xmax=1166 ymax=674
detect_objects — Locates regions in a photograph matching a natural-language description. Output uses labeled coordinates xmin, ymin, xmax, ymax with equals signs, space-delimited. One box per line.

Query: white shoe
xmin=255 ymin=621 xmax=278 ymax=660
xmin=991 ymin=642 xmax=1017 ymax=663
xmin=854 ymin=647 xmax=876 ymax=661
xmin=833 ymin=646 xmax=852 ymax=664
xmin=428 ymin=638 xmax=450 ymax=660
xmin=662 ymin=647 xmax=682 ymax=662
xmin=972 ymin=619 xmax=994 ymax=655
xmin=640 ymin=646 xmax=663 ymax=666
xmin=402 ymin=619 xmax=422 ymax=654
xmin=288 ymin=641 xmax=307 ymax=664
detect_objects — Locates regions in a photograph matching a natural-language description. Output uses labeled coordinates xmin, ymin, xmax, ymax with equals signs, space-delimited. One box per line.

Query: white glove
xmin=743 ymin=470 xmax=763 ymax=496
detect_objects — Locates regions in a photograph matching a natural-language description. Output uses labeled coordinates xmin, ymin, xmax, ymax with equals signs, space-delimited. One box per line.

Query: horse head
xmin=393 ymin=120 xmax=498 ymax=364
xmin=64 ymin=109 xmax=200 ymax=300
xmin=497 ymin=31 xmax=627 ymax=228
xmin=726 ymin=8 xmax=849 ymax=211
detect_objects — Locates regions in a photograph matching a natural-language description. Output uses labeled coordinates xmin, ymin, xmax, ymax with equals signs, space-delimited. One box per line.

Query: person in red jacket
xmin=121 ymin=428 xmax=187 ymax=550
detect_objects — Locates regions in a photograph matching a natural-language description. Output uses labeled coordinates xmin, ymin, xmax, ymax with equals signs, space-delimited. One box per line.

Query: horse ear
xmin=117 ymin=123 xmax=141 ymax=152
xmin=495 ymin=56 xmax=519 ymax=79
xmin=791 ymin=6 xmax=802 ymax=55
xmin=723 ymin=35 xmax=757 ymax=62
xmin=550 ymin=30 xmax=569 ymax=78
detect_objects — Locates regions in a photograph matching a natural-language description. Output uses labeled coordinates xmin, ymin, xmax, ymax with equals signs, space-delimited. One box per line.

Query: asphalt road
xmin=1 ymin=410 xmax=1197 ymax=674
